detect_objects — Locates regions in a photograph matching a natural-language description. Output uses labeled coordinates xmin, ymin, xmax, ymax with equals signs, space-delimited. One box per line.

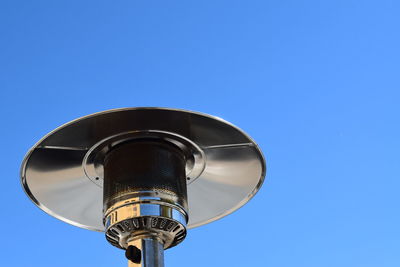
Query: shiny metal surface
xmin=21 ymin=108 xmax=266 ymax=231
xmin=104 ymin=196 xmax=187 ymax=249
xmin=104 ymin=192 xmax=188 ymax=225
xmin=127 ymin=237 xmax=164 ymax=267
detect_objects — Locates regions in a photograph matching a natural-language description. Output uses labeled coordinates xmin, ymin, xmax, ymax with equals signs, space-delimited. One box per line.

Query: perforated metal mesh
xmin=103 ymin=140 xmax=187 ymax=210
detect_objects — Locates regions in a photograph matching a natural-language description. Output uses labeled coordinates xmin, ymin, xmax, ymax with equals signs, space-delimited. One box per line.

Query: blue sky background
xmin=1 ymin=1 xmax=399 ymax=266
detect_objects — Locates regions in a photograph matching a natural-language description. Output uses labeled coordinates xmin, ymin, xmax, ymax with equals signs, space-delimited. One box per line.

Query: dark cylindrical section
xmin=103 ymin=139 xmax=187 ymax=211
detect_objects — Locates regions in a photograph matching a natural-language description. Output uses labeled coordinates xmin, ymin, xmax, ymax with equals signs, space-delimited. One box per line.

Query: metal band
xmin=103 ymin=191 xmax=189 ymax=219
xmin=104 ymin=198 xmax=188 ymax=249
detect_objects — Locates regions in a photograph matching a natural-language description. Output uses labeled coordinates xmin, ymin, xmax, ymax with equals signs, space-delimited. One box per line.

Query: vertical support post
xmin=126 ymin=237 xmax=164 ymax=267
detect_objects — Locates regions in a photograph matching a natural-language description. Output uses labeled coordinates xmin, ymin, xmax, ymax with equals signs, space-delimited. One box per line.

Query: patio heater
xmin=21 ymin=108 xmax=266 ymax=266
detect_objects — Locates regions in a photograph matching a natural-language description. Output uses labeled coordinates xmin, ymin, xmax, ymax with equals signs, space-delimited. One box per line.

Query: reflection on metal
xmin=20 ymin=108 xmax=266 ymax=266
xmin=127 ymin=236 xmax=164 ymax=267
xmin=104 ymin=197 xmax=188 ymax=250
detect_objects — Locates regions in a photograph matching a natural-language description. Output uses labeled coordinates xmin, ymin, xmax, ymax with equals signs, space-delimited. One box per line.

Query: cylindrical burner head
xmin=103 ymin=140 xmax=188 ymax=211
xmin=102 ymin=139 xmax=189 ymax=250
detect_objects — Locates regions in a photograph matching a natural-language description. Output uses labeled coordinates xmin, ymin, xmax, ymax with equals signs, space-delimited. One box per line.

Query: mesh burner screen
xmin=103 ymin=140 xmax=187 ymax=210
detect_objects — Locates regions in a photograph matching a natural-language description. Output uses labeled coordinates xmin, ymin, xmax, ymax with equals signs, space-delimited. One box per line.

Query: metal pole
xmin=127 ymin=237 xmax=164 ymax=267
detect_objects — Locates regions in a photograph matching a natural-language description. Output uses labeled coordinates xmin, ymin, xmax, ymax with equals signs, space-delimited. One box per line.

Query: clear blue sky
xmin=1 ymin=1 xmax=399 ymax=266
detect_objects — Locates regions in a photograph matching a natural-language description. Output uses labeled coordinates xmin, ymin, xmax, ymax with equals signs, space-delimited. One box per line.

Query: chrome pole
xmin=127 ymin=237 xmax=164 ymax=267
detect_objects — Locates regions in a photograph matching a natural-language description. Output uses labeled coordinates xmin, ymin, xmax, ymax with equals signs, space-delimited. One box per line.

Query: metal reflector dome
xmin=21 ymin=107 xmax=266 ymax=266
